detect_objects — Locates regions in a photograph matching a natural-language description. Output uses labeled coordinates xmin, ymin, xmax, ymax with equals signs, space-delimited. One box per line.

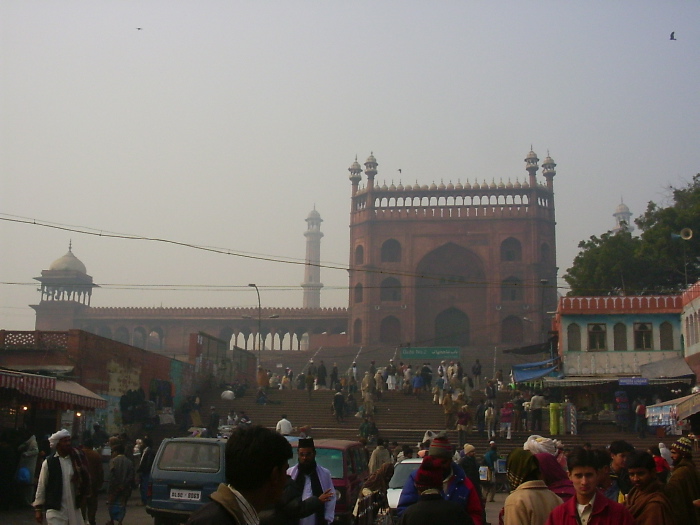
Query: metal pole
xmin=540 ymin=279 xmax=548 ymax=343
xmin=249 ymin=284 xmax=261 ymax=368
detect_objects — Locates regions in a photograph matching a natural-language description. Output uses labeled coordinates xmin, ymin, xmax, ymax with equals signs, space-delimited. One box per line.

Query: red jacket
xmin=545 ymin=491 xmax=635 ymax=525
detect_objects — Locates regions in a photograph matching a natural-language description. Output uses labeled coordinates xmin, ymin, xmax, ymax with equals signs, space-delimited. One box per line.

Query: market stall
xmin=646 ymin=393 xmax=698 ymax=436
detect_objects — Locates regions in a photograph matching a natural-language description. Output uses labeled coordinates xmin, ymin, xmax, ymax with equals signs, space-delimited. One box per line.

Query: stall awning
xmin=543 ymin=377 xmax=617 ymax=387
xmin=6 ymin=365 xmax=75 ymax=375
xmin=640 ymin=356 xmax=695 ymax=379
xmin=648 ymin=393 xmax=696 ymax=409
xmin=675 ymin=393 xmax=700 ymax=420
xmin=51 ymin=380 xmax=107 ymax=409
xmin=0 ymin=369 xmax=56 ymax=397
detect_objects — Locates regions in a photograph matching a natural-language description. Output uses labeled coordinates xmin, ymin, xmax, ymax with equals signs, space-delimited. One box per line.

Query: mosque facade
xmin=346 ymin=150 xmax=558 ymax=349
xmin=30 ymin=149 xmax=558 ymax=356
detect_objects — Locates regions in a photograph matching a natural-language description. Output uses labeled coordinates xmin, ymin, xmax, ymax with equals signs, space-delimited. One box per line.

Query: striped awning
xmin=0 ymin=369 xmax=56 ymax=397
xmin=51 ymin=380 xmax=107 ymax=409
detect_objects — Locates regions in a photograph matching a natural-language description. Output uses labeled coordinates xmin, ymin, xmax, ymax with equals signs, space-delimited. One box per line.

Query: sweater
xmin=544 ymin=491 xmax=635 ymax=525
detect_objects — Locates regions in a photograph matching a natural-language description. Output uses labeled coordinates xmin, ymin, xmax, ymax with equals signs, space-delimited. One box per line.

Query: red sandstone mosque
xmin=31 ymin=149 xmax=558 ymax=359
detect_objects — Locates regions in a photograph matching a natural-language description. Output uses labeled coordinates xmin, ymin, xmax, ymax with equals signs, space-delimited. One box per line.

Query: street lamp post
xmin=249 ymin=284 xmax=261 ymax=367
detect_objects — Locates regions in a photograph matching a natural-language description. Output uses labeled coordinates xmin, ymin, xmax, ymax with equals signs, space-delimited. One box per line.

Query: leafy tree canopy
xmin=564 ymin=174 xmax=700 ymax=296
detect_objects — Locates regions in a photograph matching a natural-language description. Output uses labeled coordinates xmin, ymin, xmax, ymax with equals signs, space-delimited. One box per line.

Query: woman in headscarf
xmin=534 ymin=452 xmax=575 ymax=502
xmin=500 ymin=449 xmax=562 ymax=525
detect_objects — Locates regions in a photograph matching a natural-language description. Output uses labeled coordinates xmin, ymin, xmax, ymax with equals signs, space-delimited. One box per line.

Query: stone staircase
xmin=149 ymin=382 xmax=699 ymax=465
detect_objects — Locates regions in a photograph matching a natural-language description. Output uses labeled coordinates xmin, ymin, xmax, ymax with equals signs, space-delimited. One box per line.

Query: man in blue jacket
xmin=397 ymin=433 xmax=483 ymax=525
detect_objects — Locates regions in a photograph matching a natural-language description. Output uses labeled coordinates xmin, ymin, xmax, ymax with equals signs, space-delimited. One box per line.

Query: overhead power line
xmin=1 ymin=213 xmax=567 ymax=291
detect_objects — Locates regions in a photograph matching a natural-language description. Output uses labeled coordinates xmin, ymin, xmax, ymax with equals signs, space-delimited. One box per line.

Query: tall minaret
xmin=301 ymin=207 xmax=324 ymax=308
xmin=612 ymin=200 xmax=634 ymax=233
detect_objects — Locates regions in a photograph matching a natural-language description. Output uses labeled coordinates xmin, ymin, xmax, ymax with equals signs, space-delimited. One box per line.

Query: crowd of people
xmin=341 ymin=428 xmax=700 ymax=525
xmin=0 ymin=424 xmax=156 ymax=525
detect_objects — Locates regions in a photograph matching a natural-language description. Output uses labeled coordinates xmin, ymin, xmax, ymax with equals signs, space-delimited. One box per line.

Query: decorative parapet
xmin=0 ymin=330 xmax=69 ymax=350
xmin=82 ymin=306 xmax=348 ymax=319
xmin=351 ymin=180 xmax=554 ymax=218
xmin=682 ymin=282 xmax=700 ymax=307
xmin=559 ymin=295 xmax=683 ymax=314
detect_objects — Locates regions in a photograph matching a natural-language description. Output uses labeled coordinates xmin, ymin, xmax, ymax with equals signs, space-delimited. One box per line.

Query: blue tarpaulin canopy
xmin=512 ymin=358 xmax=556 ymax=370
xmin=511 ymin=357 xmax=559 ymax=383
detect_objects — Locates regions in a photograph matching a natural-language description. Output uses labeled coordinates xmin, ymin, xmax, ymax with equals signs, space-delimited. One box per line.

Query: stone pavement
xmin=1 ymin=488 xmax=508 ymax=525
xmin=0 ymin=492 xmax=150 ymax=525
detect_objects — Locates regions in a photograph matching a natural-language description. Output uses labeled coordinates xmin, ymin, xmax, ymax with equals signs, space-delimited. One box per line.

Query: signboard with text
xmin=399 ymin=347 xmax=461 ymax=360
xmin=618 ymin=377 xmax=649 ymax=386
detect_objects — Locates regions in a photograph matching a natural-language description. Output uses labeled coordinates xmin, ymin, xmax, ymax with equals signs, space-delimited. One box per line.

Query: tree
xmin=564 ymin=174 xmax=700 ymax=296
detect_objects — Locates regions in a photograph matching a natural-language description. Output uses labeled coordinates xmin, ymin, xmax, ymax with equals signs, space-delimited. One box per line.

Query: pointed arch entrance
xmin=434 ymin=308 xmax=470 ymax=346
xmin=415 ymin=243 xmax=486 ymax=347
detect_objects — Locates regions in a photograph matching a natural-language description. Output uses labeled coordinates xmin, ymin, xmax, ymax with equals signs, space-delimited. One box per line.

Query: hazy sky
xmin=2 ymin=1 xmax=699 ymax=331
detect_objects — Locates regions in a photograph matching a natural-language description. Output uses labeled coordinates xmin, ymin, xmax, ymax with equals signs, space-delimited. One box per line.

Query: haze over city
xmin=2 ymin=2 xmax=699 ymax=331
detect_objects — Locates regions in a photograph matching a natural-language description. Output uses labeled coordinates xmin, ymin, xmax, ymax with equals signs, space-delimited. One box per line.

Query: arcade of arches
xmin=76 ymin=309 xmax=348 ymax=356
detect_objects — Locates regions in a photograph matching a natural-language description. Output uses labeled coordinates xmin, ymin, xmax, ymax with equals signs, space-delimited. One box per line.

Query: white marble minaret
xmin=301 ymin=207 xmax=324 ymax=308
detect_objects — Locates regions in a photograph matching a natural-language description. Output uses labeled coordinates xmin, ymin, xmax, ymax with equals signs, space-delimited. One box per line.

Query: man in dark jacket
xmin=397 ymin=433 xmax=482 ymax=525
xmin=458 ymin=444 xmax=481 ymax=500
xmin=79 ymin=439 xmax=103 ymax=525
xmin=398 ymin=455 xmax=473 ymax=525
xmin=187 ymin=426 xmax=292 ymax=525
xmin=136 ymin=436 xmax=155 ymax=506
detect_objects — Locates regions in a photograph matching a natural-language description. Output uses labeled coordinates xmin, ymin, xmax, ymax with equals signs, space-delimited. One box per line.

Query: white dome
xmin=49 ymin=249 xmax=87 ymax=274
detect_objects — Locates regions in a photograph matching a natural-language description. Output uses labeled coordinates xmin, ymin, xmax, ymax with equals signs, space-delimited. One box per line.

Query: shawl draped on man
xmin=625 ymin=479 xmax=675 ymax=525
xmin=665 ymin=456 xmax=700 ymax=525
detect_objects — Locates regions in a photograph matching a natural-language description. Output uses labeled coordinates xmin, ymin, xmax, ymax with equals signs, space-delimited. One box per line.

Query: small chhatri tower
xmin=301 ymin=207 xmax=324 ymax=308
xmin=31 ymin=243 xmax=97 ymax=331
xmin=612 ymin=199 xmax=634 ymax=233
xmin=347 ymin=149 xmax=558 ymax=349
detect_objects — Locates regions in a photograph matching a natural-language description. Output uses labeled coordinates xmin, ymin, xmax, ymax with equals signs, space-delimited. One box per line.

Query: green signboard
xmin=399 ymin=347 xmax=461 ymax=360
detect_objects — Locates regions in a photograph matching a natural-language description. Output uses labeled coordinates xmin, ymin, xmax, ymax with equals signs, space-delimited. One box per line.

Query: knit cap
xmin=463 ymin=444 xmax=476 ymax=454
xmin=671 ymin=437 xmax=693 ymax=457
xmin=428 ymin=432 xmax=452 ymax=459
xmin=415 ymin=455 xmax=446 ymax=490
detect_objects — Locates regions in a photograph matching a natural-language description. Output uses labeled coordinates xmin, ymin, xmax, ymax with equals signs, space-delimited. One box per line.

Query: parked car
xmin=291 ymin=439 xmax=369 ymax=524
xmin=386 ymin=457 xmax=422 ymax=513
xmin=146 ymin=437 xmax=227 ymax=525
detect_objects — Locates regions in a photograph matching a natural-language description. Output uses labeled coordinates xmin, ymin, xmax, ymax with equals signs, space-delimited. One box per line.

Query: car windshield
xmin=157 ymin=441 xmax=221 ymax=473
xmin=389 ymin=462 xmax=420 ymax=489
xmin=291 ymin=448 xmax=344 ymax=478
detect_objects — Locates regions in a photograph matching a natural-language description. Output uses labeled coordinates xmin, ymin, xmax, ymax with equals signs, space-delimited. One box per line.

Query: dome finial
xmin=69 ymin=239 xmax=72 ymax=252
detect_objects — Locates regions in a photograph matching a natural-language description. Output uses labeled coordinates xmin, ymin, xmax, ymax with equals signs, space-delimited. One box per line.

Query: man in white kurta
xmin=34 ymin=430 xmax=85 ymax=525
xmin=286 ymin=438 xmax=336 ymax=525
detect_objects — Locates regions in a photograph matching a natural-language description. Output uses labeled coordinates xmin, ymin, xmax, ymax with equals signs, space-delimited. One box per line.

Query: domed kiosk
xmin=33 ymin=243 xmax=96 ymax=306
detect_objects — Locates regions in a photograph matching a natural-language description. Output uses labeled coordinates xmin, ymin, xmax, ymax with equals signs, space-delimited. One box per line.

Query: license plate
xmin=170 ymin=489 xmax=201 ymax=501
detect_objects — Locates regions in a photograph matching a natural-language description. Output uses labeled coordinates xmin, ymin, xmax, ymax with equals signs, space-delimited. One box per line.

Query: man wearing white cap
xmin=34 ymin=430 xmax=90 ymax=525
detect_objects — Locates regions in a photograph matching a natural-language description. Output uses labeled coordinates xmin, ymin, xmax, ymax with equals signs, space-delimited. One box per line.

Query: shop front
xmin=541 ymin=376 xmax=692 ymax=434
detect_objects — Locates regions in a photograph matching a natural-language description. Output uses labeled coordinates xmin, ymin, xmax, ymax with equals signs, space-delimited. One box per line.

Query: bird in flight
xmin=137 ymin=27 xmax=143 ymax=30
xmin=397 ymin=168 xmax=402 ymax=174
xmin=670 ymin=31 xmax=676 ymax=40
